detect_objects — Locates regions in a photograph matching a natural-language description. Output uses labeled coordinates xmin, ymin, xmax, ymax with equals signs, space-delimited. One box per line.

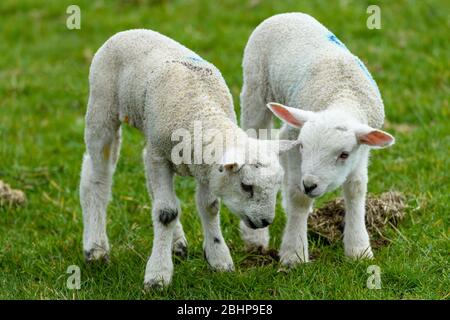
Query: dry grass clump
xmin=0 ymin=180 xmax=26 ymax=206
xmin=241 ymin=191 xmax=406 ymax=267
xmin=309 ymin=191 xmax=406 ymax=246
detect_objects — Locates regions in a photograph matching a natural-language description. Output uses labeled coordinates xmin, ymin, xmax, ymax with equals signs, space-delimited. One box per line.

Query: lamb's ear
xmin=267 ymin=102 xmax=314 ymax=128
xmin=219 ymin=163 xmax=242 ymax=173
xmin=219 ymin=149 xmax=244 ymax=173
xmin=355 ymin=125 xmax=395 ymax=149
xmin=277 ymin=140 xmax=302 ymax=155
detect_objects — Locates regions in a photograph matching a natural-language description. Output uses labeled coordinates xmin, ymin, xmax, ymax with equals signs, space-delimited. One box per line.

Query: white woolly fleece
xmin=81 ymin=29 xmax=301 ymax=288
xmin=241 ymin=12 xmax=385 ymax=128
xmin=239 ymin=13 xmax=394 ymax=265
xmin=89 ymin=29 xmax=239 ymax=174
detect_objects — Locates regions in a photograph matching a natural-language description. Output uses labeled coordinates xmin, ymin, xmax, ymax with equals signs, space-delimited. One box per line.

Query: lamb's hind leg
xmin=143 ymin=146 xmax=180 ymax=289
xmin=80 ymin=108 xmax=121 ymax=263
xmin=172 ymin=220 xmax=188 ymax=259
xmin=240 ymin=77 xmax=273 ymax=136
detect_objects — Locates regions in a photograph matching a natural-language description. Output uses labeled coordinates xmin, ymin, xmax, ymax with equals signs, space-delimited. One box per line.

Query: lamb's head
xmin=268 ymin=102 xmax=395 ymax=198
xmin=209 ymin=139 xmax=299 ymax=229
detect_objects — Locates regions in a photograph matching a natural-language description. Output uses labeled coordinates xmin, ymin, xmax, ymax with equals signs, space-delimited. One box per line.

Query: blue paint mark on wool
xmin=187 ymin=55 xmax=204 ymax=62
xmin=327 ymin=33 xmax=380 ymax=96
xmin=328 ymin=34 xmax=347 ymax=50
xmin=355 ymin=57 xmax=376 ymax=85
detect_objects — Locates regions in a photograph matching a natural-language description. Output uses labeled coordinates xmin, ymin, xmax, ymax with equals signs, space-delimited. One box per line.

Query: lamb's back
xmin=90 ymin=29 xmax=235 ymax=145
xmin=246 ymin=13 xmax=384 ymax=128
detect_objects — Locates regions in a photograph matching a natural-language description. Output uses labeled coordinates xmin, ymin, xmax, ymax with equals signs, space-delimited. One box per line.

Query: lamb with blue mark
xmin=240 ymin=13 xmax=395 ymax=266
xmin=80 ymin=29 xmax=300 ymax=289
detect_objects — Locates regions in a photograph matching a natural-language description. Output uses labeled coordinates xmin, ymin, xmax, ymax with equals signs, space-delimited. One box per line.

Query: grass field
xmin=0 ymin=0 xmax=448 ymax=299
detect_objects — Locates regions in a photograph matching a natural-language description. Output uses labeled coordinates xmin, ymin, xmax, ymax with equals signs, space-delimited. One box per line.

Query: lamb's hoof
xmin=144 ymin=279 xmax=165 ymax=291
xmin=277 ymin=266 xmax=290 ymax=274
xmin=345 ymin=246 xmax=374 ymax=260
xmin=84 ymin=248 xmax=110 ymax=264
xmin=214 ymin=263 xmax=234 ymax=272
xmin=173 ymin=238 xmax=188 ymax=259
xmin=144 ymin=272 xmax=171 ymax=291
xmin=279 ymin=251 xmax=308 ymax=269
xmin=203 ymin=248 xmax=234 ymax=272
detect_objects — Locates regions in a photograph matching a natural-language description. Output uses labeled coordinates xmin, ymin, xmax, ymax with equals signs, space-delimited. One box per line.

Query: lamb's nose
xmin=303 ymin=181 xmax=317 ymax=194
xmin=261 ymin=219 xmax=270 ymax=227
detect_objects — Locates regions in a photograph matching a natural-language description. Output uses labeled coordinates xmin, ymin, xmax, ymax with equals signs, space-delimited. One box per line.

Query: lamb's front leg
xmin=279 ymin=138 xmax=313 ymax=267
xmin=196 ymin=183 xmax=234 ymax=271
xmin=280 ymin=188 xmax=313 ymax=266
xmin=342 ymin=163 xmax=373 ymax=259
xmin=143 ymin=148 xmax=180 ymax=289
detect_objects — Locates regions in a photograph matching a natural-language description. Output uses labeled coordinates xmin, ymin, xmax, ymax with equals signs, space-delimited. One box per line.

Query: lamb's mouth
xmin=244 ymin=217 xmax=258 ymax=229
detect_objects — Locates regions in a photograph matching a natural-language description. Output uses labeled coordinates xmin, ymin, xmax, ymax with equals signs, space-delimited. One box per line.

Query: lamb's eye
xmin=339 ymin=152 xmax=349 ymax=160
xmin=241 ymin=183 xmax=254 ymax=198
xmin=299 ymin=143 xmax=303 ymax=149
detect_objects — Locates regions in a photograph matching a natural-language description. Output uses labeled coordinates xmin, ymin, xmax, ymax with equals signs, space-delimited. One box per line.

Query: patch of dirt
xmin=0 ymin=180 xmax=26 ymax=206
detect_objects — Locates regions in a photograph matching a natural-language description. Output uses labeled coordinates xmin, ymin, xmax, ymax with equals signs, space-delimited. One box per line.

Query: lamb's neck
xmin=201 ymin=114 xmax=249 ymax=154
xmin=325 ymin=93 xmax=369 ymax=125
xmin=190 ymin=113 xmax=249 ymax=184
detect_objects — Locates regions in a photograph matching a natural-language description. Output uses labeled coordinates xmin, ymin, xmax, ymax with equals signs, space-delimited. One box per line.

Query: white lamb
xmin=79 ymin=29 xmax=299 ymax=288
xmin=240 ymin=13 xmax=395 ymax=266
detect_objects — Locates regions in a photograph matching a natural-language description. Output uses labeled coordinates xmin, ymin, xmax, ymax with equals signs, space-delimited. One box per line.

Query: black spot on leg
xmin=213 ymin=237 xmax=220 ymax=244
xmin=159 ymin=208 xmax=178 ymax=226
xmin=210 ymin=199 xmax=219 ymax=212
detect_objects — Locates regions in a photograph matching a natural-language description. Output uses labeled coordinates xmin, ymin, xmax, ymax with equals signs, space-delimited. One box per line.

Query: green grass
xmin=0 ymin=0 xmax=449 ymax=299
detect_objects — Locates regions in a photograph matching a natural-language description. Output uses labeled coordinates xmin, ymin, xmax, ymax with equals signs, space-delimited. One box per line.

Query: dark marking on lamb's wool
xmin=335 ymin=126 xmax=348 ymax=131
xmin=159 ymin=208 xmax=178 ymax=225
xmin=181 ymin=61 xmax=213 ymax=76
xmin=254 ymin=161 xmax=266 ymax=168
xmin=167 ymin=60 xmax=213 ymax=76
xmin=213 ymin=237 xmax=221 ymax=244
xmin=210 ymin=199 xmax=219 ymax=212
